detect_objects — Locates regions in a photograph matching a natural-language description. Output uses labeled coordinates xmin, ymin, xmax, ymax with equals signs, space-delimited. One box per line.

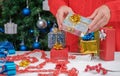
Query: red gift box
xmin=100 ymin=27 xmax=115 ymax=61
xmin=50 ymin=47 xmax=68 ymax=60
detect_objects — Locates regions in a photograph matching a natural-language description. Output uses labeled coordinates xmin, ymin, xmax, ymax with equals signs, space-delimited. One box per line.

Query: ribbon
xmin=19 ymin=60 xmax=30 ymax=67
xmin=0 ymin=61 xmax=16 ymax=75
xmin=0 ymin=41 xmax=15 ymax=55
xmin=51 ymin=27 xmax=64 ymax=50
xmin=69 ymin=14 xmax=89 ymax=25
xmin=99 ymin=30 xmax=106 ymax=41
xmin=81 ymin=32 xmax=94 ymax=41
xmin=53 ymin=42 xmax=63 ymax=50
xmin=69 ymin=14 xmax=80 ymax=24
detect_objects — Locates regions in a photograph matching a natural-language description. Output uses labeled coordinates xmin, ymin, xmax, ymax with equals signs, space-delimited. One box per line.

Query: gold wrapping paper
xmin=94 ymin=31 xmax=100 ymax=54
xmin=80 ymin=40 xmax=98 ymax=54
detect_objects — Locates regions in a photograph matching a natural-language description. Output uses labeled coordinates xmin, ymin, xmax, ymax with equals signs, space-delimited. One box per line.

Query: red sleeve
xmin=48 ymin=0 xmax=68 ymax=16
xmin=105 ymin=0 xmax=120 ymax=22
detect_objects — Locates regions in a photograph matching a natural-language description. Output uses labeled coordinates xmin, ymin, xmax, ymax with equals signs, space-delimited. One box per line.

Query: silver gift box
xmin=63 ymin=13 xmax=92 ymax=36
xmin=48 ymin=31 xmax=65 ymax=48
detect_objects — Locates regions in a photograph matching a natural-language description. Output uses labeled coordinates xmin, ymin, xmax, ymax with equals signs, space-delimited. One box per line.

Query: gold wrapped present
xmin=80 ymin=40 xmax=98 ymax=54
xmin=63 ymin=13 xmax=92 ymax=36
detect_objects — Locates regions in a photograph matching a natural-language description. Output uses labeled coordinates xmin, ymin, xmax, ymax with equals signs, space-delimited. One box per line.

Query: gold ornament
xmin=19 ymin=60 xmax=30 ymax=67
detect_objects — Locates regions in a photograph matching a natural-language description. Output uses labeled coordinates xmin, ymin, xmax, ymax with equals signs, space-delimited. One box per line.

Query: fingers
xmin=88 ymin=11 xmax=104 ymax=32
xmin=88 ymin=5 xmax=111 ymax=33
xmin=56 ymin=6 xmax=74 ymax=30
xmin=88 ymin=15 xmax=107 ymax=33
xmin=56 ymin=12 xmax=64 ymax=30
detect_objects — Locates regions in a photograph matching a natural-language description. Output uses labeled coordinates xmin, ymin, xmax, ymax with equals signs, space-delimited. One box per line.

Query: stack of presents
xmin=48 ymin=13 xmax=115 ymax=61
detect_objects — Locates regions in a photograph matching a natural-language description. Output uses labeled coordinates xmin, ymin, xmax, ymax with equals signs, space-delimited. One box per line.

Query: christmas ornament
xmin=32 ymin=36 xmax=40 ymax=49
xmin=20 ymin=40 xmax=27 ymax=51
xmin=4 ymin=19 xmax=17 ymax=34
xmin=29 ymin=29 xmax=34 ymax=34
xmin=22 ymin=0 xmax=31 ymax=16
xmin=22 ymin=8 xmax=31 ymax=16
xmin=36 ymin=14 xmax=47 ymax=29
xmin=47 ymin=20 xmax=51 ymax=26
xmin=20 ymin=45 xmax=27 ymax=51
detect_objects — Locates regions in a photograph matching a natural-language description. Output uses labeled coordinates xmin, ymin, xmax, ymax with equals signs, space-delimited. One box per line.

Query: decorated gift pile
xmin=48 ymin=26 xmax=68 ymax=60
xmin=63 ymin=13 xmax=92 ymax=36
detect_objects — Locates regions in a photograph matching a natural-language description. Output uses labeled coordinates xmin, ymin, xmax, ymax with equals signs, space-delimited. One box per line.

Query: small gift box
xmin=80 ymin=40 xmax=98 ymax=54
xmin=100 ymin=27 xmax=115 ymax=61
xmin=50 ymin=47 xmax=68 ymax=60
xmin=48 ymin=28 xmax=65 ymax=48
xmin=63 ymin=13 xmax=92 ymax=36
xmin=4 ymin=20 xmax=17 ymax=34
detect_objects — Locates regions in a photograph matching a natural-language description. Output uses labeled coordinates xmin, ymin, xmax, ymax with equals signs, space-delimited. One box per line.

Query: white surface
xmin=9 ymin=51 xmax=120 ymax=76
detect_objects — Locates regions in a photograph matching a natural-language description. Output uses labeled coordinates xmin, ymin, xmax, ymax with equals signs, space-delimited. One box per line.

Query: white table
xmin=8 ymin=51 xmax=120 ymax=76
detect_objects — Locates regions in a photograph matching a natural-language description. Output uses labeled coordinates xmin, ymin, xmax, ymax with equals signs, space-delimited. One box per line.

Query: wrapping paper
xmin=48 ymin=30 xmax=65 ymax=48
xmin=80 ymin=40 xmax=98 ymax=54
xmin=100 ymin=27 xmax=115 ymax=61
xmin=63 ymin=13 xmax=92 ymax=36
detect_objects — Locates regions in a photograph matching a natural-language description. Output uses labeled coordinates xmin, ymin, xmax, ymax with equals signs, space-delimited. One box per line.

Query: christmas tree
xmin=0 ymin=0 xmax=55 ymax=51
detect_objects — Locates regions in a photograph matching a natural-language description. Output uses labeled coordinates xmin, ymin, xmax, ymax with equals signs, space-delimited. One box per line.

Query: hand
xmin=88 ymin=5 xmax=111 ymax=33
xmin=56 ymin=5 xmax=74 ymax=30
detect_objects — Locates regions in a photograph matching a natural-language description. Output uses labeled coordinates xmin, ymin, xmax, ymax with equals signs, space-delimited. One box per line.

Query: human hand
xmin=87 ymin=5 xmax=111 ymax=33
xmin=56 ymin=5 xmax=74 ymax=30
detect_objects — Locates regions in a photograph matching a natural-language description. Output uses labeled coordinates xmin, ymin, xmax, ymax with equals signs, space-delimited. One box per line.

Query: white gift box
xmin=4 ymin=21 xmax=17 ymax=34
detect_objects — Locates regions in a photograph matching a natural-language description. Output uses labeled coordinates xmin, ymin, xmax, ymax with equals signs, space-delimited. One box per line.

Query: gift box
xmin=4 ymin=20 xmax=17 ymax=34
xmin=50 ymin=47 xmax=68 ymax=60
xmin=80 ymin=31 xmax=99 ymax=54
xmin=80 ymin=40 xmax=98 ymax=54
xmin=48 ymin=28 xmax=65 ymax=48
xmin=100 ymin=27 xmax=115 ymax=61
xmin=63 ymin=13 xmax=92 ymax=36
